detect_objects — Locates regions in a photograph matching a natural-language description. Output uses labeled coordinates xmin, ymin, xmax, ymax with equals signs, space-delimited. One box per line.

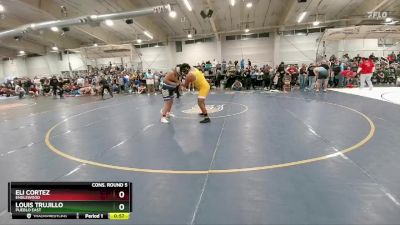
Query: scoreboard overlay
xmin=8 ymin=182 xmax=132 ymax=220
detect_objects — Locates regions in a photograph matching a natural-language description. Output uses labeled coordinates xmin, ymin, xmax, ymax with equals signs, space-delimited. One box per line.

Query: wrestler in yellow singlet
xmin=192 ymin=68 xmax=210 ymax=99
xmin=181 ymin=63 xmax=211 ymax=123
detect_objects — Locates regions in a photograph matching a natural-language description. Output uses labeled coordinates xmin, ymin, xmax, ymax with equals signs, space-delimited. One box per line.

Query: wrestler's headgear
xmin=176 ymin=63 xmax=191 ymax=75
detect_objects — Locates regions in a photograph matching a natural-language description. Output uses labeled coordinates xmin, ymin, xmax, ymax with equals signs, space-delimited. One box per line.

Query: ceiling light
xmin=105 ymin=19 xmax=114 ymax=26
xmin=137 ymin=39 xmax=142 ymax=44
xmin=183 ymin=0 xmax=192 ymax=11
xmin=19 ymin=50 xmax=25 ymax=55
xmin=93 ymin=43 xmax=98 ymax=47
xmin=52 ymin=46 xmax=59 ymax=51
xmin=50 ymin=27 xmax=59 ymax=32
xmin=245 ymin=28 xmax=250 ymax=33
xmin=169 ymin=10 xmax=177 ymax=18
xmin=90 ymin=15 xmax=98 ymax=19
xmin=385 ymin=17 xmax=392 ymax=22
xmin=230 ymin=0 xmax=235 ymax=6
xmin=30 ymin=24 xmax=36 ymax=28
xmin=187 ymin=33 xmax=193 ymax=38
xmin=144 ymin=31 xmax=153 ymax=39
xmin=0 ymin=4 xmax=5 ymax=12
xmin=313 ymin=21 xmax=320 ymax=26
xmin=246 ymin=2 xmax=253 ymax=8
xmin=297 ymin=11 xmax=307 ymax=23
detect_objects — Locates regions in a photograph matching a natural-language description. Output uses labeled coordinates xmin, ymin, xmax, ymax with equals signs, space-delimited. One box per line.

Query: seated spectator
xmin=76 ymin=76 xmax=85 ymax=87
xmin=28 ymin=85 xmax=39 ymax=97
xmin=0 ymin=86 xmax=13 ymax=97
xmin=42 ymin=80 xmax=51 ymax=96
xmin=137 ymin=83 xmax=146 ymax=94
xmin=15 ymin=84 xmax=25 ymax=99
xmin=231 ymin=79 xmax=243 ymax=91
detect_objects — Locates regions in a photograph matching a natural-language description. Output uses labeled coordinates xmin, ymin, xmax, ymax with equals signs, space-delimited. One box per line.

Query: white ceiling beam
xmin=16 ymin=0 xmax=122 ymax=44
xmin=109 ymin=0 xmax=169 ymax=42
xmin=279 ymin=0 xmax=298 ymax=31
xmin=206 ymin=0 xmax=219 ymax=41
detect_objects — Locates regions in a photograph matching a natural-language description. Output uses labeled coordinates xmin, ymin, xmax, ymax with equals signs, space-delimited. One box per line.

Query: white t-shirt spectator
xmin=77 ymin=77 xmax=84 ymax=86
xmin=145 ymin=72 xmax=154 ymax=85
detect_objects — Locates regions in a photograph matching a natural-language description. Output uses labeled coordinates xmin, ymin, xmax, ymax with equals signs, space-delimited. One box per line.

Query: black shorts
xmin=161 ymin=83 xmax=177 ymax=101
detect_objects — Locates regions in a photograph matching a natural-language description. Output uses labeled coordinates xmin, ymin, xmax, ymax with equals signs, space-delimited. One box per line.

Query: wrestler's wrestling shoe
xmin=161 ymin=117 xmax=169 ymax=124
xmin=200 ymin=117 xmax=211 ymax=123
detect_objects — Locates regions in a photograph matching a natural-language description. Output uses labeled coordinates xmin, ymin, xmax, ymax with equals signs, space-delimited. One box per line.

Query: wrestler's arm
xmin=164 ymin=72 xmax=179 ymax=86
xmin=182 ymin=72 xmax=195 ymax=88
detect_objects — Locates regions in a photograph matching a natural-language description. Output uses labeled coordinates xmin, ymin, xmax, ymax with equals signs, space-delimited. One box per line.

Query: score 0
xmin=117 ymin=190 xmax=126 ymax=211
xmin=368 ymin=11 xmax=388 ymax=20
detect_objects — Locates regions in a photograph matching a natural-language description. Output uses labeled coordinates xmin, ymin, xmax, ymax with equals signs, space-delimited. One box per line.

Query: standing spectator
xmin=299 ymin=64 xmax=308 ymax=91
xmin=387 ymin=51 xmax=396 ymax=64
xmin=58 ymin=77 xmax=65 ymax=98
xmin=240 ymin=58 xmax=245 ymax=70
xmin=248 ymin=59 xmax=252 ymax=67
xmin=369 ymin=52 xmax=376 ymax=62
xmin=331 ymin=60 xmax=341 ymax=87
xmin=123 ymin=73 xmax=130 ymax=92
xmin=313 ymin=61 xmax=330 ymax=92
xmin=354 ymin=54 xmax=362 ymax=63
xmin=276 ymin=62 xmax=285 ymax=91
xmin=145 ymin=69 xmax=156 ymax=95
xmin=24 ymin=78 xmax=32 ymax=94
xmin=262 ymin=65 xmax=271 ymax=90
xmin=307 ymin=63 xmax=317 ymax=91
xmin=243 ymin=68 xmax=251 ymax=90
xmin=250 ymin=69 xmax=257 ymax=89
xmin=342 ymin=53 xmax=350 ymax=63
xmin=99 ymin=75 xmax=113 ymax=99
xmin=358 ymin=57 xmax=375 ymax=90
xmin=286 ymin=64 xmax=298 ymax=86
xmin=222 ymin=59 xmax=227 ymax=73
xmin=50 ymin=76 xmax=59 ymax=98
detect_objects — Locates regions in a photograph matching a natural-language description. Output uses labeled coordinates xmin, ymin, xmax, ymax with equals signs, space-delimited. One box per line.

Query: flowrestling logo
xmin=182 ymin=105 xmax=224 ymax=114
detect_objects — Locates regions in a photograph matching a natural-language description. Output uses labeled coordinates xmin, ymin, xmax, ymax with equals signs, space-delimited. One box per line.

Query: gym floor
xmin=1 ymin=89 xmax=400 ymax=224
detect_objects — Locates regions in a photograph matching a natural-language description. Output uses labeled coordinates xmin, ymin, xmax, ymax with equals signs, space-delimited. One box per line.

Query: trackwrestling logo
xmin=182 ymin=105 xmax=224 ymax=114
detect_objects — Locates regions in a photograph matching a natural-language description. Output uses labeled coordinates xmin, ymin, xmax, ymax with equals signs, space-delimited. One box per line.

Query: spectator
xmin=222 ymin=59 xmax=227 ymax=73
xmin=28 ymin=85 xmax=39 ymax=97
xmin=358 ymin=57 xmax=375 ymax=90
xmin=15 ymin=83 xmax=25 ymax=99
xmin=299 ymin=64 xmax=308 ymax=91
xmin=307 ymin=63 xmax=317 ymax=91
xmin=50 ymin=76 xmax=59 ymax=98
xmin=250 ymin=69 xmax=257 ymax=90
xmin=145 ymin=69 xmax=156 ymax=95
xmin=388 ymin=51 xmax=396 ymax=64
xmin=262 ymin=65 xmax=271 ymax=90
xmin=313 ymin=61 xmax=330 ymax=92
xmin=231 ymin=79 xmax=243 ymax=91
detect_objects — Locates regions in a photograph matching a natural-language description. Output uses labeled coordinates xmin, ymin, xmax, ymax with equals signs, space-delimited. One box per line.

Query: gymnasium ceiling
xmin=0 ymin=0 xmax=399 ymax=58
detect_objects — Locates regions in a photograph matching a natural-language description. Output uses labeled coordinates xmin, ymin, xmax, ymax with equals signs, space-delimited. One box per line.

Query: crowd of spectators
xmin=1 ymin=52 xmax=400 ymax=99
xmin=0 ymin=64 xmax=166 ymax=99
